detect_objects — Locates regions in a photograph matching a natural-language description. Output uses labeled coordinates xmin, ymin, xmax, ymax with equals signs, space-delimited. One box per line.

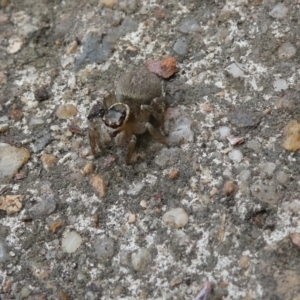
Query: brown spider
xmin=88 ymin=67 xmax=168 ymax=164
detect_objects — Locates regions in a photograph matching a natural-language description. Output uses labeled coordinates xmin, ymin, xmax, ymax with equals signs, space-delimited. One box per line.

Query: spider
xmin=88 ymin=67 xmax=168 ymax=164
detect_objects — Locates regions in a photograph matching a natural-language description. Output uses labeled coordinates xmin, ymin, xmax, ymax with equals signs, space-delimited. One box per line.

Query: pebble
xmin=0 ymin=143 xmax=30 ymax=184
xmin=269 ymin=3 xmax=288 ymax=19
xmin=239 ymin=255 xmax=250 ymax=269
xmin=139 ymin=4 xmax=151 ymax=14
xmin=246 ymin=139 xmax=261 ymax=153
xmin=0 ymin=195 xmax=24 ymax=215
xmin=223 ymin=181 xmax=237 ymax=196
xmin=7 ymin=36 xmax=23 ymax=54
xmin=41 ymin=154 xmax=58 ymax=171
xmin=100 ymin=0 xmax=117 ymax=8
xmin=91 ymin=174 xmax=106 ymax=198
xmin=127 ymin=181 xmax=144 ymax=196
xmin=162 ymin=208 xmax=189 ymax=229
xmin=131 ymin=248 xmax=151 ymax=272
xmin=83 ymin=162 xmax=94 ymax=175
xmin=273 ymin=78 xmax=288 ymax=92
xmin=94 ymin=236 xmax=115 ymax=260
xmin=219 ymin=126 xmax=231 ymax=139
xmin=155 ymin=148 xmax=182 ymax=166
xmin=28 ymin=186 xmax=56 ymax=219
xmin=66 ymin=40 xmax=78 ymax=54
xmin=228 ymin=109 xmax=262 ymax=127
xmin=250 ymin=181 xmax=279 ymax=205
xmin=282 ymin=120 xmax=300 ymax=151
xmin=128 ymin=213 xmax=136 ymax=224
xmin=260 ymin=162 xmax=276 ymax=177
xmin=278 ymin=42 xmax=296 ymax=60
xmin=167 ymin=115 xmax=194 ymax=144
xmin=62 ymin=231 xmax=82 ymax=253
xmin=275 ymin=170 xmax=288 ymax=184
xmin=34 ymin=87 xmax=50 ymax=102
xmin=169 ymin=169 xmax=179 ymax=179
xmin=226 ymin=63 xmax=245 ymax=78
xmin=179 ymin=19 xmax=200 ymax=33
xmin=0 ymin=123 xmax=8 ymax=133
xmin=32 ymin=132 xmax=53 ymax=153
xmin=20 ymin=287 xmax=31 ymax=298
xmin=173 ymin=37 xmax=188 ymax=56
xmin=239 ymin=169 xmax=251 ymax=182
xmin=228 ymin=149 xmax=243 ymax=163
xmin=56 ymin=104 xmax=78 ymax=119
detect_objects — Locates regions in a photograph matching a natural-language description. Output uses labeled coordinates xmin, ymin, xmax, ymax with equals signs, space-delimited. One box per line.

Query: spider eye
xmin=103 ymin=104 xmax=128 ymax=128
xmin=87 ymin=101 xmax=106 ymax=120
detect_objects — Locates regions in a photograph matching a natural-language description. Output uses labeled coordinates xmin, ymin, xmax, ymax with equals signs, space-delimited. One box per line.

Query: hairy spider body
xmin=88 ymin=67 xmax=168 ymax=164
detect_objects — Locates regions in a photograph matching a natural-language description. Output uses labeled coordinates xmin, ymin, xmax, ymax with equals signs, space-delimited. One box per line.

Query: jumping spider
xmin=88 ymin=67 xmax=168 ymax=164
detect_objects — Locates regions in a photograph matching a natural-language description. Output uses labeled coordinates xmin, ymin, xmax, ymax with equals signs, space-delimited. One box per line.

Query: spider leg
xmin=126 ymin=135 xmax=137 ymax=165
xmin=145 ymin=122 xmax=168 ymax=145
xmin=88 ymin=121 xmax=104 ymax=158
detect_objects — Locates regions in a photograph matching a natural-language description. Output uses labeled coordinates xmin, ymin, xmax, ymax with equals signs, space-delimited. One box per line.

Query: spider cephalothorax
xmin=88 ymin=66 xmax=168 ymax=164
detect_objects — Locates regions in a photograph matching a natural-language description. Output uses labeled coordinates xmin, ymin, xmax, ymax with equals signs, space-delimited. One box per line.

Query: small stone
xmin=140 ymin=199 xmax=147 ymax=208
xmin=239 ymin=169 xmax=251 ymax=182
xmin=282 ymin=120 xmax=300 ymax=151
xmin=131 ymin=248 xmax=151 ymax=272
xmin=56 ymin=104 xmax=78 ymax=119
xmin=276 ymin=170 xmax=289 ymax=184
xmin=228 ymin=149 xmax=243 ymax=163
xmin=83 ymin=162 xmax=94 ymax=175
xmin=269 ymin=3 xmax=288 ymax=19
xmin=146 ymin=57 xmax=177 ymax=79
xmin=20 ymin=287 xmax=31 ymax=298
xmin=3 ymin=279 xmax=12 ymax=293
xmin=173 ymin=37 xmax=188 ymax=56
xmin=62 ymin=231 xmax=82 ymax=253
xmin=228 ymin=109 xmax=262 ymax=127
xmin=41 ymin=154 xmax=58 ymax=171
xmin=250 ymin=181 xmax=279 ymax=205
xmin=128 ymin=213 xmax=136 ymax=224
xmin=179 ymin=19 xmax=200 ymax=33
xmin=100 ymin=0 xmax=117 ymax=7
xmin=246 ymin=139 xmax=261 ymax=153
xmin=127 ymin=181 xmax=144 ymax=196
xmin=0 ymin=143 xmax=30 ymax=184
xmin=0 ymin=195 xmax=24 ymax=215
xmin=32 ymin=132 xmax=52 ymax=153
xmin=260 ymin=162 xmax=276 ymax=177
xmin=162 ymin=208 xmax=188 ymax=229
xmin=94 ymin=237 xmax=114 ymax=260
xmin=7 ymin=36 xmax=23 ymax=54
xmin=49 ymin=221 xmax=63 ymax=233
xmin=66 ymin=40 xmax=78 ymax=54
xmin=219 ymin=126 xmax=231 ymax=139
xmin=0 ymin=123 xmax=9 ymax=133
xmin=290 ymin=233 xmax=300 ymax=248
xmin=210 ymin=187 xmax=218 ymax=197
xmin=226 ymin=63 xmax=245 ymax=78
xmin=91 ymin=174 xmax=106 ymax=198
xmin=227 ymin=135 xmax=245 ymax=146
xmin=278 ymin=42 xmax=296 ymax=60
xmin=273 ymin=79 xmax=288 ymax=92
xmin=170 ymin=277 xmax=183 ymax=288
xmin=167 ymin=115 xmax=194 ymax=144
xmin=223 ymin=181 xmax=237 ymax=196
xmin=9 ymin=108 xmax=23 ymax=121
xmin=239 ymin=255 xmax=250 ymax=269
xmin=34 ymin=87 xmax=50 ymax=102
xmin=169 ymin=169 xmax=179 ymax=179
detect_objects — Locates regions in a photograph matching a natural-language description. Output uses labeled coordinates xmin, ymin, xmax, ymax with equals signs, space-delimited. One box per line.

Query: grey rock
xmin=131 ymin=248 xmax=151 ymax=272
xmin=32 ymin=132 xmax=53 ymax=153
xmin=228 ymin=109 xmax=262 ymax=127
xmin=250 ymin=181 xmax=279 ymax=205
xmin=179 ymin=19 xmax=200 ymax=33
xmin=246 ymin=139 xmax=262 ymax=153
xmin=173 ymin=37 xmax=188 ymax=55
xmin=155 ymin=147 xmax=182 ymax=166
xmin=94 ymin=236 xmax=115 ymax=260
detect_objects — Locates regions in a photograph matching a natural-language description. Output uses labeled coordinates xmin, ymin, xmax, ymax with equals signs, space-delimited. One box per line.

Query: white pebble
xmin=239 ymin=169 xmax=251 ymax=182
xmin=219 ymin=126 xmax=231 ymax=139
xmin=62 ymin=231 xmax=82 ymax=253
xmin=278 ymin=42 xmax=296 ymax=60
xmin=228 ymin=149 xmax=243 ymax=163
xmin=131 ymin=248 xmax=151 ymax=272
xmin=162 ymin=208 xmax=189 ymax=229
xmin=226 ymin=63 xmax=245 ymax=78
xmin=276 ymin=170 xmax=289 ymax=184
xmin=273 ymin=79 xmax=288 ymax=92
xmin=167 ymin=115 xmax=194 ymax=144
xmin=260 ymin=162 xmax=276 ymax=176
xmin=269 ymin=3 xmax=288 ymax=19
